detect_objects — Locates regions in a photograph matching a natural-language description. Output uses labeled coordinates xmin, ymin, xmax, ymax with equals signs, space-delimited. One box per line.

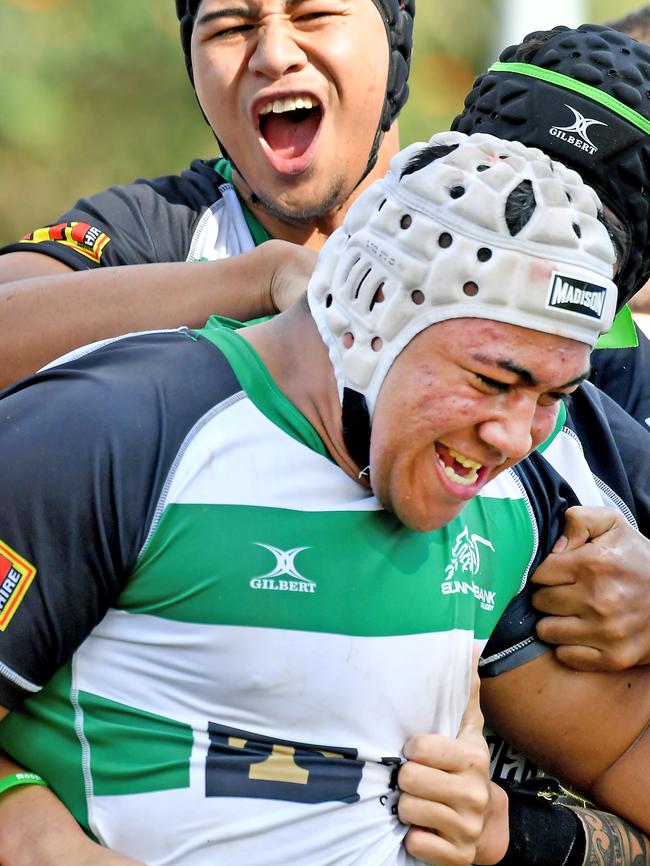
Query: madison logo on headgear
xmin=546 ymin=273 xmax=607 ymax=320
xmin=0 ymin=540 xmax=36 ymax=631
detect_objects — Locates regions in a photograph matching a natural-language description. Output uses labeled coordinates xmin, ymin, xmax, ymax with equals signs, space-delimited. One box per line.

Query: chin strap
xmin=342 ymin=388 xmax=372 ymax=478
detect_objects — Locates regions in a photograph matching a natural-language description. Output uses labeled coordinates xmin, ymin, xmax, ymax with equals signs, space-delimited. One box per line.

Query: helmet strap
xmin=342 ymin=388 xmax=372 ymax=477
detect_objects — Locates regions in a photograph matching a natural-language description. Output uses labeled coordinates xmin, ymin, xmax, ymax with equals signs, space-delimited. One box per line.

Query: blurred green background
xmin=0 ymin=0 xmax=645 ymax=243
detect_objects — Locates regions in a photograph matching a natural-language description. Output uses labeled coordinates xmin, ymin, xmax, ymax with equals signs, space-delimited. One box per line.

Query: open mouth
xmin=435 ymin=445 xmax=484 ymax=487
xmin=258 ymin=95 xmax=323 ymax=162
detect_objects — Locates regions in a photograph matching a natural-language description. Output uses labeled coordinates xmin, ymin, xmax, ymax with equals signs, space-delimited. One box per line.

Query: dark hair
xmin=607 ymin=5 xmax=650 ymax=44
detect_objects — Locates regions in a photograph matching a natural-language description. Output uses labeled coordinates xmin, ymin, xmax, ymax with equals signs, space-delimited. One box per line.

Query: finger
xmin=403 ymin=825 xmax=476 ymax=866
xmin=402 ymin=735 xmax=482 ymax=774
xmin=530 ymin=550 xmax=580 ymax=587
xmin=398 ymin=759 xmax=485 ymax=805
xmin=532 ymin=584 xmax=583 ymax=615
xmin=554 ymin=643 xmax=608 ymax=672
xmin=560 ymin=506 xmax=622 ymax=550
xmin=457 ymin=647 xmax=484 ymax=741
xmin=397 ymin=793 xmax=467 ymax=835
xmin=535 ymin=614 xmax=594 ymax=646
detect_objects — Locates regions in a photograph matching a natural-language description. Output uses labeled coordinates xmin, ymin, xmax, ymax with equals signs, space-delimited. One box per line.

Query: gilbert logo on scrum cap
xmin=546 ymin=273 xmax=607 ymax=320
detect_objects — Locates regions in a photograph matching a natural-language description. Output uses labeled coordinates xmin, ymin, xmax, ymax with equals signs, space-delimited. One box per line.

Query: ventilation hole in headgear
xmin=439 ymin=232 xmax=453 ymax=248
xmin=499 ymin=154 xmax=509 ymax=160
xmin=491 ymin=111 xmax=499 ymax=120
xmin=566 ymin=192 xmax=572 ymax=202
xmin=369 ymin=284 xmax=385 ymax=311
xmin=477 ymin=248 xmax=492 ymax=262
xmin=378 ymin=199 xmax=387 ymax=211
xmin=354 ymin=268 xmax=372 ymax=299
xmin=371 ymin=337 xmax=383 ymax=352
xmin=622 ymin=47 xmax=631 ymax=55
xmin=343 ymin=332 xmax=355 ymax=349
xmin=505 ymin=179 xmax=536 ymax=236
xmin=400 ymin=214 xmax=413 ymax=229
xmin=463 ymin=282 xmax=479 ymax=297
xmin=572 ymin=51 xmax=581 ymax=58
xmin=342 ymin=255 xmax=361 ymax=286
xmin=449 ymin=186 xmax=465 ymax=199
xmin=411 ymin=290 xmax=425 ymax=305
xmin=477 ymin=164 xmax=490 ymax=172
xmin=325 ymin=294 xmax=333 ymax=308
xmin=573 ymin=223 xmax=582 ymax=238
xmin=608 ymin=69 xmax=619 ymax=78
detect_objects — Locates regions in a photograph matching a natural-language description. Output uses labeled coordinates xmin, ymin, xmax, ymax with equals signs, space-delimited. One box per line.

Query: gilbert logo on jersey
xmin=0 ymin=540 xmax=37 ymax=630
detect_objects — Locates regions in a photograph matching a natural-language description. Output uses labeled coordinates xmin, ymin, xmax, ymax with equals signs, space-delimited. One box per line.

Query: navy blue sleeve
xmin=480 ymin=379 xmax=650 ymax=677
xmin=566 ymin=382 xmax=650 ymax=536
xmin=589 ymin=329 xmax=650 ymax=431
xmin=479 ymin=452 xmax=580 ymax=678
xmin=0 ymin=328 xmax=238 ymax=708
xmin=0 ymin=159 xmax=223 ymax=271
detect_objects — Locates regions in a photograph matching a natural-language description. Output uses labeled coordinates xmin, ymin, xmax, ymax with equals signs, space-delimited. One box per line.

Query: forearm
xmin=496 ymin=778 xmax=650 ymax=866
xmin=0 ymin=245 xmax=285 ymax=388
xmin=0 ymin=753 xmax=143 ymax=866
xmin=573 ymin=805 xmax=650 ymax=866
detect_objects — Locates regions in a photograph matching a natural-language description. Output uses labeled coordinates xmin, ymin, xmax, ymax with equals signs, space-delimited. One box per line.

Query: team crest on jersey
xmin=249 ymin=543 xmax=316 ymax=593
xmin=441 ymin=526 xmax=496 ymax=611
xmin=20 ymin=221 xmax=110 ymax=264
xmin=0 ymin=540 xmax=37 ymax=630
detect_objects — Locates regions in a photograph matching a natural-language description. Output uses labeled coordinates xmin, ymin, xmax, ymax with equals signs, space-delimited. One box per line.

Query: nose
xmin=248 ymin=19 xmax=309 ymax=79
xmin=478 ymin=394 xmax=545 ymax=464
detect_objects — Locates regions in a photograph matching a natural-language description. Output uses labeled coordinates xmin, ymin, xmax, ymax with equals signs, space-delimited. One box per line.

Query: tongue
xmin=262 ymin=112 xmax=320 ymax=159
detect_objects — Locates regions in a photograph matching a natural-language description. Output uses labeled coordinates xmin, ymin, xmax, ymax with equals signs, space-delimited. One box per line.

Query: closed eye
xmin=540 ymin=390 xmax=575 ymax=407
xmin=215 ymin=24 xmax=253 ymax=37
xmin=475 ymin=373 xmax=510 ymax=393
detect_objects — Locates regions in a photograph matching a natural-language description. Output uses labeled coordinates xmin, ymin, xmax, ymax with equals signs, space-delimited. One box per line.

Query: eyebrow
xmin=196 ymin=6 xmax=250 ymax=27
xmin=472 ymin=354 xmax=591 ymax=390
xmin=196 ymin=0 xmax=304 ymax=26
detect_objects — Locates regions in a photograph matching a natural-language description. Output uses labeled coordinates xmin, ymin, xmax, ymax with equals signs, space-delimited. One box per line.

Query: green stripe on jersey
xmin=197 ymin=325 xmax=331 ymax=460
xmin=80 ymin=692 xmax=193 ymax=796
xmin=121 ymin=497 xmax=534 ymax=640
xmin=0 ymin=663 xmax=92 ymax=833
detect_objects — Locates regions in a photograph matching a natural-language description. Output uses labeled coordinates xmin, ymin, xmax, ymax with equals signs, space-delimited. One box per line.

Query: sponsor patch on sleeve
xmin=20 ymin=221 xmax=110 ymax=265
xmin=546 ymin=272 xmax=607 ymax=320
xmin=0 ymin=540 xmax=37 ymax=631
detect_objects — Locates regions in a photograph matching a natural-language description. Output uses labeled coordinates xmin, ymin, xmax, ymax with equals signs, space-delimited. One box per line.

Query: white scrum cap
xmin=308 ymin=131 xmax=617 ymax=417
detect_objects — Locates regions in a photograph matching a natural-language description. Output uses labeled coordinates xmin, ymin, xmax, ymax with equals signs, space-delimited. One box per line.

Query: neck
xmin=238 ymin=301 xmax=362 ymax=482
xmin=232 ymin=125 xmax=401 ymax=252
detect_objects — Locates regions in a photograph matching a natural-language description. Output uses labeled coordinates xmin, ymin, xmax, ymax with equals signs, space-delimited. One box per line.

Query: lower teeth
xmin=443 ymin=465 xmax=478 ymax=485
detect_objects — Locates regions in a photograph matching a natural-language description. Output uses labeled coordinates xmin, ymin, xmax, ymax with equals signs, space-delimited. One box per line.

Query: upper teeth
xmin=448 ymin=448 xmax=482 ymax=471
xmin=259 ymin=95 xmax=316 ymax=115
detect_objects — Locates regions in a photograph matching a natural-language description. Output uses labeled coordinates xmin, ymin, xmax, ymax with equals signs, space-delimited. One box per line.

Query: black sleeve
xmin=0 ymin=328 xmax=238 ymax=709
xmin=479 ymin=452 xmax=580 ymax=678
xmin=480 ymin=380 xmax=650 ymax=678
xmin=564 ymin=381 xmax=650 ymax=535
xmin=0 ymin=159 xmax=223 ymax=271
xmin=589 ymin=329 xmax=650 ymax=431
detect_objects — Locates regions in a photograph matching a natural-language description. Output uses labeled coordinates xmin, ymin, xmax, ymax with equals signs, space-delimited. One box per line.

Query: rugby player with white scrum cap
xmin=0 ymin=132 xmax=624 ymax=866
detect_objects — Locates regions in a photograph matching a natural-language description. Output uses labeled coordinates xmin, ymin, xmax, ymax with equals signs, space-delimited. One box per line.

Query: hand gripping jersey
xmin=0 ymin=325 xmax=586 ymax=866
xmin=1 ymin=157 xmax=649 ymax=427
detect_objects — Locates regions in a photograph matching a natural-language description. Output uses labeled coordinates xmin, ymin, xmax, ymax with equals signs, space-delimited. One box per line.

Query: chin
xmin=393 ymin=500 xmax=468 ymax=533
